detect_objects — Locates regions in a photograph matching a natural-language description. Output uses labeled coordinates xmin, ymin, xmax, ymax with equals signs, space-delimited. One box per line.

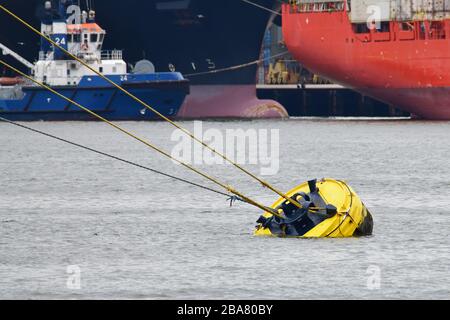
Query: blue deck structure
xmin=0 ymin=73 xmax=189 ymax=121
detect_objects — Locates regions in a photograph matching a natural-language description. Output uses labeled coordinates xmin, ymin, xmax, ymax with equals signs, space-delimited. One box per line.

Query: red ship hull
xmin=282 ymin=3 xmax=450 ymax=119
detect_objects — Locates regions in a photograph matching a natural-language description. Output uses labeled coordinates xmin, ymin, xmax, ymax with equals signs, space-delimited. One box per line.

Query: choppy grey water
xmin=0 ymin=119 xmax=449 ymax=300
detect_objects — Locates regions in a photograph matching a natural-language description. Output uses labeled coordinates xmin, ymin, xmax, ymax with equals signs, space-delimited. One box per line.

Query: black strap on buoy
xmin=308 ymin=179 xmax=318 ymax=193
xmin=227 ymin=195 xmax=244 ymax=207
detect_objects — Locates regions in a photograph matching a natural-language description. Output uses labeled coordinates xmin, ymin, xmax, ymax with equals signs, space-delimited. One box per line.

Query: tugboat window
xmin=90 ymin=34 xmax=98 ymax=42
xmin=74 ymin=34 xmax=81 ymax=43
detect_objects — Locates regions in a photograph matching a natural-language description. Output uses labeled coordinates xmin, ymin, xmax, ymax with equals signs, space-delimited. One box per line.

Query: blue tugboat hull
xmin=0 ymin=73 xmax=189 ymax=121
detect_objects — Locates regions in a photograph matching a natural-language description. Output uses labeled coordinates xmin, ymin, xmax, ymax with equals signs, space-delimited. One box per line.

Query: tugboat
xmin=0 ymin=0 xmax=189 ymax=121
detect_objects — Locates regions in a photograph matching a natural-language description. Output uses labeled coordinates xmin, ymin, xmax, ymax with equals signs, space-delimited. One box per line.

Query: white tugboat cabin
xmin=33 ymin=9 xmax=127 ymax=87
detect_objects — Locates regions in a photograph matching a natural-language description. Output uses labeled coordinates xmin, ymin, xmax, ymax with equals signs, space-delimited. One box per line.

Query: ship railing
xmin=21 ymin=78 xmax=33 ymax=86
xmin=38 ymin=49 xmax=123 ymax=62
xmin=352 ymin=20 xmax=448 ymax=43
xmin=100 ymin=50 xmax=123 ymax=60
xmin=260 ymin=57 xmax=332 ymax=85
xmin=287 ymin=0 xmax=345 ymax=13
xmin=0 ymin=84 xmax=26 ymax=100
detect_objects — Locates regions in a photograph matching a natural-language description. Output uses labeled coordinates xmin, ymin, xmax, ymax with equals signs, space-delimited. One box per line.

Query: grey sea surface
xmin=0 ymin=119 xmax=449 ymax=300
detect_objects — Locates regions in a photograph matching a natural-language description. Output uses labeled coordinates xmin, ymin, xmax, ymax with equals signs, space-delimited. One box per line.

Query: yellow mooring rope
xmin=0 ymin=59 xmax=284 ymax=219
xmin=0 ymin=4 xmax=306 ymax=211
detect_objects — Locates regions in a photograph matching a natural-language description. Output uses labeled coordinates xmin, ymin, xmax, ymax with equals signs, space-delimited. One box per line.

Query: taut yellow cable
xmin=0 ymin=59 xmax=283 ymax=218
xmin=0 ymin=4 xmax=306 ymax=210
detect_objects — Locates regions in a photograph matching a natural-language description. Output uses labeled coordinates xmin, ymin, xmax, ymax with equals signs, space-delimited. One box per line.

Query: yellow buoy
xmin=254 ymin=179 xmax=373 ymax=238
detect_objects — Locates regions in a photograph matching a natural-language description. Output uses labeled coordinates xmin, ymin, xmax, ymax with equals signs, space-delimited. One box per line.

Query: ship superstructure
xmin=35 ymin=4 xmax=126 ymax=86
